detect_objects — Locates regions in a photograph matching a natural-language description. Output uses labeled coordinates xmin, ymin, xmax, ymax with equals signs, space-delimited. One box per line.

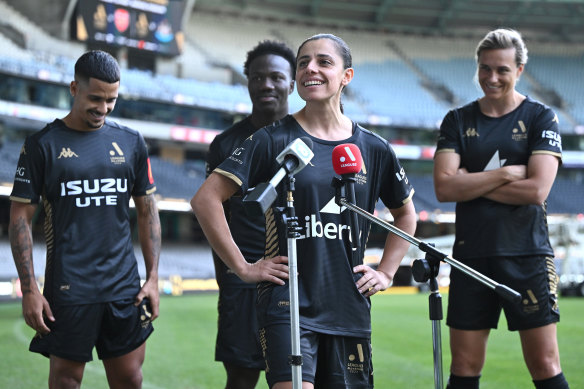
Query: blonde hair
xmin=475 ymin=28 xmax=528 ymax=66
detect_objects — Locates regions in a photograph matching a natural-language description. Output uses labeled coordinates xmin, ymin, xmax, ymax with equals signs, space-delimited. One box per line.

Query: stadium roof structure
xmin=6 ymin=0 xmax=584 ymax=45
xmin=192 ymin=0 xmax=584 ymax=43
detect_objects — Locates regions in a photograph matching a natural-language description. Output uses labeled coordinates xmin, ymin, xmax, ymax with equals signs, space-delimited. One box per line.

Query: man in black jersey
xmin=434 ymin=29 xmax=569 ymax=389
xmin=9 ymin=50 xmax=161 ymax=389
xmin=206 ymin=40 xmax=295 ymax=389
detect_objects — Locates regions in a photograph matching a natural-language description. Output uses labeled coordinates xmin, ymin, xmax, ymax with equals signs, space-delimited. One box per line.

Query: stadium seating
xmin=547 ymin=176 xmax=584 ymax=215
xmin=406 ymin=172 xmax=584 ymax=216
xmin=0 ymin=140 xmax=21 ymax=184
xmin=1 ymin=4 xmax=583 ymax=130
xmin=527 ymin=55 xmax=584 ymax=126
xmin=1 ymin=3 xmax=583 ymax=211
xmin=350 ymin=60 xmax=450 ymax=128
xmin=148 ymin=156 xmax=206 ymax=201
xmin=406 ymin=174 xmax=452 ymax=214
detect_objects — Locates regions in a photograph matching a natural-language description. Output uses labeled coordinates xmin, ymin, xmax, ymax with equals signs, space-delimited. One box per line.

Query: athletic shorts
xmin=260 ymin=324 xmax=373 ymax=389
xmin=215 ymin=287 xmax=264 ymax=370
xmin=29 ymin=298 xmax=154 ymax=362
xmin=447 ymin=256 xmax=560 ymax=331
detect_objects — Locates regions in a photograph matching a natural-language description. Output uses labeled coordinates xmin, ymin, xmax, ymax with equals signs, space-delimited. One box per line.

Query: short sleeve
xmin=378 ymin=143 xmax=414 ymax=209
xmin=10 ymin=136 xmax=44 ymax=204
xmin=214 ymin=129 xmax=274 ymax=195
xmin=435 ymin=109 xmax=461 ymax=155
xmin=530 ymin=106 xmax=562 ymax=158
xmin=206 ymin=136 xmax=223 ymax=178
xmin=131 ymin=133 xmax=156 ymax=196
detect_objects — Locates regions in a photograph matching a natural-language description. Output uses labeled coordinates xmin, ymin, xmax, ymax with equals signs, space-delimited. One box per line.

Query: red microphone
xmin=332 ymin=144 xmax=362 ymax=176
xmin=332 ymin=144 xmax=362 ymax=253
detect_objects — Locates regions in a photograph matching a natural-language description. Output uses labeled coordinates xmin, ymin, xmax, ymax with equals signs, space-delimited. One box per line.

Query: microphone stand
xmin=341 ymin=174 xmax=361 ymax=267
xmin=275 ymin=173 xmax=303 ymax=389
xmin=243 ymin=146 xmax=314 ymax=389
xmin=412 ymin=247 xmax=445 ymax=389
xmin=331 ymin=177 xmax=521 ymax=389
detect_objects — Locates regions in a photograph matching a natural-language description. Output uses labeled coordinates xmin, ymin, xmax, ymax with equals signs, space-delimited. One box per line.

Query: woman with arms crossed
xmin=434 ymin=29 xmax=569 ymax=389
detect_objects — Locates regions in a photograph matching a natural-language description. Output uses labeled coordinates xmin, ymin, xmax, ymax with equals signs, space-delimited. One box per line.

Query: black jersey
xmin=215 ymin=115 xmax=414 ymax=337
xmin=10 ymin=119 xmax=156 ymax=305
xmin=206 ymin=116 xmax=265 ymax=288
xmin=436 ymin=96 xmax=562 ymax=259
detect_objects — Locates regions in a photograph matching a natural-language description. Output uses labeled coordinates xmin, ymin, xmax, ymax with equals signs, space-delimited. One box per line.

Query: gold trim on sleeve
xmin=214 ymin=168 xmax=243 ymax=187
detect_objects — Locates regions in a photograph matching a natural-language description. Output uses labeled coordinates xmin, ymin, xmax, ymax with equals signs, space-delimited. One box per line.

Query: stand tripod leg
xmin=336 ymin=198 xmax=522 ymax=388
xmin=429 ymin=277 xmax=444 ymax=389
xmin=279 ymin=179 xmax=303 ymax=389
xmin=413 ymin=254 xmax=444 ymax=389
xmin=287 ymin=234 xmax=302 ymax=389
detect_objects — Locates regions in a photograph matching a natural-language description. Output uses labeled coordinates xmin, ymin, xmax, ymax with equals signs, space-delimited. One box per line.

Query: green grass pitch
xmin=1 ymin=293 xmax=582 ymax=388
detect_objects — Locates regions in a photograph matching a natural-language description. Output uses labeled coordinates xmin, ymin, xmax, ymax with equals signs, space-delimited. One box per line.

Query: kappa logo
xmin=463 ymin=128 xmax=479 ymax=138
xmin=109 ymin=142 xmax=126 ymax=164
xmin=58 ymin=147 xmax=78 ymax=159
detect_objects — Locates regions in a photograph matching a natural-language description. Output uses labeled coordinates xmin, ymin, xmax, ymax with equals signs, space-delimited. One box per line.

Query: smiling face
xmin=295 ymin=38 xmax=353 ymax=105
xmin=68 ymin=77 xmax=119 ymax=131
xmin=247 ymin=53 xmax=294 ymax=120
xmin=477 ymin=47 xmax=524 ymax=102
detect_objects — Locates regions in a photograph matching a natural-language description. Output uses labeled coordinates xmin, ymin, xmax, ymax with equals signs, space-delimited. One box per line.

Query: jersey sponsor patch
xmin=60 ymin=178 xmax=128 ymax=207
xmin=542 ymin=130 xmax=562 ymax=149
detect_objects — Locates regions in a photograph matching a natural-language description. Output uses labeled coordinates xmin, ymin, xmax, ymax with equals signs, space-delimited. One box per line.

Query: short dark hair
xmin=298 ymin=33 xmax=352 ymax=70
xmin=243 ymin=40 xmax=296 ymax=80
xmin=75 ymin=50 xmax=121 ymax=84
xmin=297 ymin=33 xmax=352 ymax=113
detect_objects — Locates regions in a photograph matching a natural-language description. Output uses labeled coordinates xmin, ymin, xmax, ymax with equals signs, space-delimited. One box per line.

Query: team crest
xmin=355 ymin=160 xmax=367 ymax=185
xmin=109 ymin=142 xmax=126 ymax=164
xmin=512 ymin=120 xmax=528 ymax=141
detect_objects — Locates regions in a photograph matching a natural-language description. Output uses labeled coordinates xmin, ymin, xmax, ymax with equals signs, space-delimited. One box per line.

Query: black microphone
xmin=331 ymin=143 xmax=363 ymax=251
xmin=243 ymin=137 xmax=314 ymax=216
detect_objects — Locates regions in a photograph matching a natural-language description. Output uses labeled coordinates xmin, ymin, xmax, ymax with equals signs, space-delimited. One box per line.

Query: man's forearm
xmin=138 ymin=194 xmax=161 ymax=280
xmin=9 ymin=215 xmax=37 ymax=294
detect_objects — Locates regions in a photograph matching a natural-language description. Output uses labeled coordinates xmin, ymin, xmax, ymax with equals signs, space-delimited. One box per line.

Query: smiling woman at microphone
xmin=192 ymin=33 xmax=416 ymax=389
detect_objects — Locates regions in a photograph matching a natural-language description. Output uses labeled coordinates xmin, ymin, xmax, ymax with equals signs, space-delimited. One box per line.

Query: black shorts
xmin=215 ymin=287 xmax=264 ymax=370
xmin=447 ymin=256 xmax=560 ymax=331
xmin=260 ymin=324 xmax=373 ymax=389
xmin=30 ymin=298 xmax=154 ymax=362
